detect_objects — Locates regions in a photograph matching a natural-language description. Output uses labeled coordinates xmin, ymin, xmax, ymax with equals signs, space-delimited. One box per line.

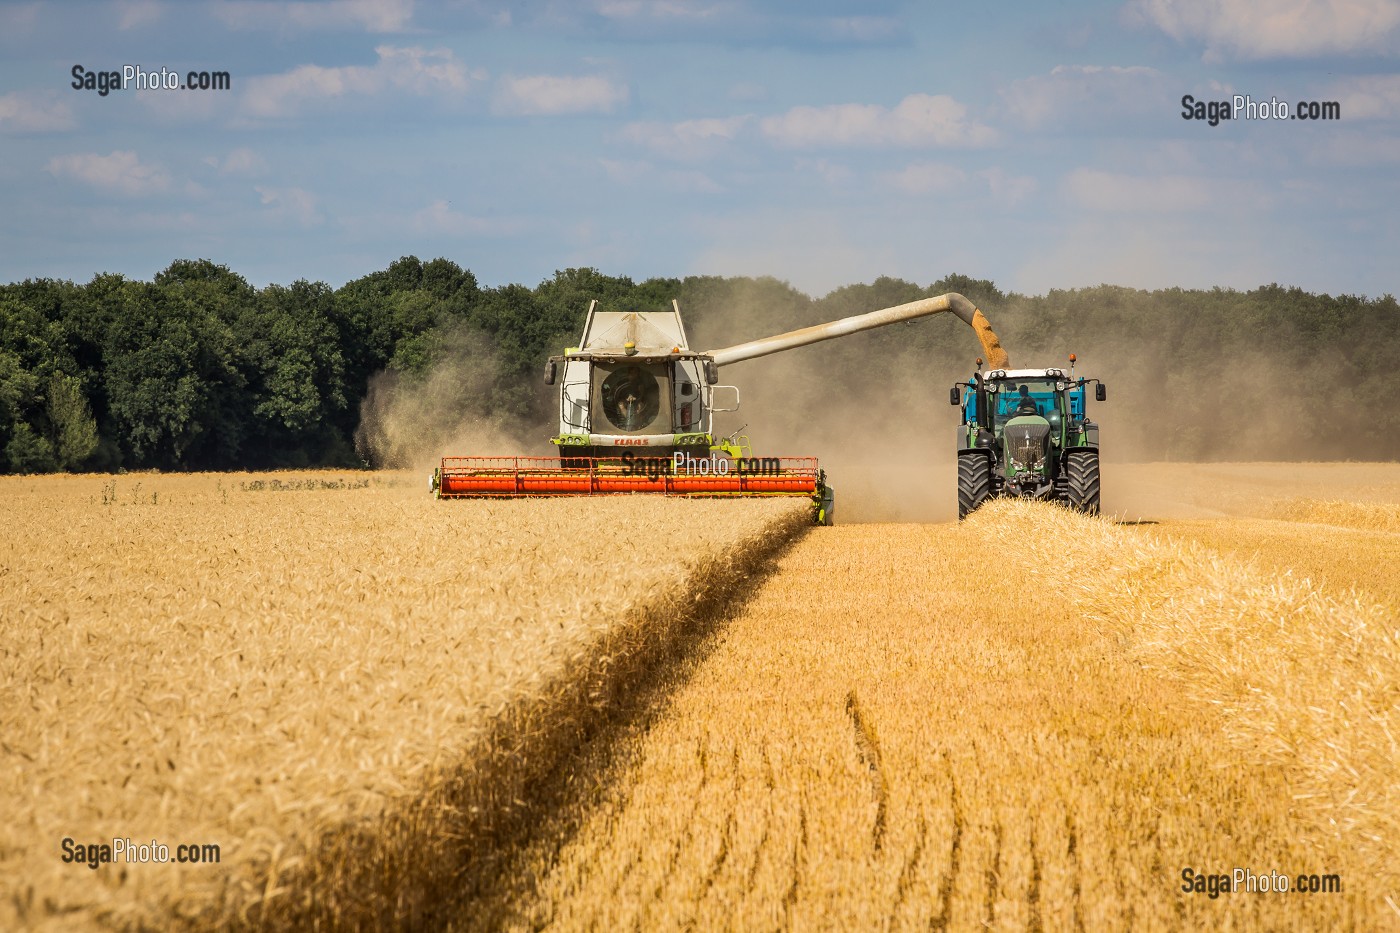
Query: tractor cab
xmin=960 ymin=369 xmax=1083 ymax=448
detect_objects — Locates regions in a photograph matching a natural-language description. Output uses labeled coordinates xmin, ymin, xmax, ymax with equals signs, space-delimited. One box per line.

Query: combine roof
xmin=581 ymin=310 xmax=689 ymax=354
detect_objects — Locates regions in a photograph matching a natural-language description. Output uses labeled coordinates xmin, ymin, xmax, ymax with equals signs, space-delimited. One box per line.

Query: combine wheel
xmin=1063 ymin=449 xmax=1101 ymax=515
xmin=957 ymin=450 xmax=992 ymax=520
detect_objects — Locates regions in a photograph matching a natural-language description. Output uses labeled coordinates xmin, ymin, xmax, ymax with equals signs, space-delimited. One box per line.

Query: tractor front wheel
xmin=1063 ymin=449 xmax=1101 ymax=515
xmin=957 ymin=450 xmax=992 ymax=520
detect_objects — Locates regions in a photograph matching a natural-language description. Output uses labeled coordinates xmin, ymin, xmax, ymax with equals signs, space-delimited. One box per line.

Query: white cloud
xmin=0 ymin=2 xmax=41 ymax=37
xmin=1130 ymin=0 xmax=1400 ymax=59
xmin=203 ymin=147 xmax=268 ymax=176
xmin=794 ymin=158 xmax=853 ymax=186
xmin=622 ymin=115 xmax=750 ymax=159
xmin=600 ymin=158 xmax=723 ymax=193
xmin=400 ymin=200 xmax=529 ymax=238
xmin=884 ymin=162 xmax=1035 ymax=205
xmin=1307 ymin=131 xmax=1400 ymax=164
xmin=0 ymin=91 xmax=75 ymax=133
xmin=1325 ymin=74 xmax=1400 ymax=118
xmin=817 ymin=16 xmax=900 ymax=42
xmin=568 ymin=1 xmax=901 ymax=47
xmin=1063 ymin=168 xmax=1220 ymax=213
xmin=592 ymin=1 xmax=731 ymax=22
xmin=411 ymin=200 xmax=471 ymax=235
xmin=213 ymin=0 xmax=415 ymax=33
xmin=116 ymin=0 xmax=162 ymax=29
xmin=1001 ymin=65 xmax=1165 ymax=129
xmin=241 ymin=46 xmax=471 ymax=119
xmin=978 ymin=167 xmax=1038 ymax=206
xmin=45 ymin=150 xmax=171 ymax=196
xmin=885 ymin=161 xmax=967 ymax=195
xmin=407 ymin=199 xmax=512 ymax=235
xmin=493 ymin=74 xmax=629 ymax=115
xmin=728 ymin=82 xmax=767 ymax=102
xmin=759 ymin=93 xmax=997 ymax=148
xmin=255 ymin=186 xmax=323 ymax=226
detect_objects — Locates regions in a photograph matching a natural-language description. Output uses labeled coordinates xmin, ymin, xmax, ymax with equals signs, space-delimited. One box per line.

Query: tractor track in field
xmin=1026 ymin=826 xmax=1045 ymax=933
xmin=844 ymin=690 xmax=888 ymax=852
xmin=929 ymin=768 xmax=964 ymax=933
xmin=1066 ymin=815 xmax=1085 ymax=933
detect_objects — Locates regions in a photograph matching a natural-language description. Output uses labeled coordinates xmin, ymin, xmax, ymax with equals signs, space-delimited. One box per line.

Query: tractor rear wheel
xmin=957 ymin=450 xmax=992 ymax=520
xmin=1063 ymin=449 xmax=1101 ymax=515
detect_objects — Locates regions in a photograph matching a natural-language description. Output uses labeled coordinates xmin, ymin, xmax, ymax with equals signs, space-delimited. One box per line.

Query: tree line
xmin=1 ymin=256 xmax=1396 ymax=473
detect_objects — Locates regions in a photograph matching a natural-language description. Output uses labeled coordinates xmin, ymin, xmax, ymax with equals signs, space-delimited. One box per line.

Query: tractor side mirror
xmin=949 ymin=386 xmax=960 ymax=406
xmin=704 ymin=360 xmax=719 ymax=385
xmin=543 ymin=360 xmax=557 ymax=386
xmin=1095 ymin=383 xmax=1107 ymax=402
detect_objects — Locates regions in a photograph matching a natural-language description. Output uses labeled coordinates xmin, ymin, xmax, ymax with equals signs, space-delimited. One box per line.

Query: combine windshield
xmin=594 ymin=362 xmax=666 ymax=433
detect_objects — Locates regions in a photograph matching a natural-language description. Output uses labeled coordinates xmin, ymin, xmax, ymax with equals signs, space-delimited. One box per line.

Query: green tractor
xmin=950 ymin=360 xmax=1107 ymax=519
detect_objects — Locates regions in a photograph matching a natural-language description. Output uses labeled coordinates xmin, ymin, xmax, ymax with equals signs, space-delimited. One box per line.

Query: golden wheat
xmin=510 ymin=499 xmax=1396 ymax=930
xmin=1108 ymin=461 xmax=1400 ymax=521
xmin=1150 ymin=515 xmax=1400 ymax=617
xmin=0 ymin=472 xmax=810 ymax=931
xmin=1266 ymin=497 xmax=1400 ymax=534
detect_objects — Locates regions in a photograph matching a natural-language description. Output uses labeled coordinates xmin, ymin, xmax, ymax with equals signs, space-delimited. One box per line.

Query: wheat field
xmin=5 ymin=465 xmax=1399 ymax=931
xmin=0 ymin=473 xmax=810 ymax=931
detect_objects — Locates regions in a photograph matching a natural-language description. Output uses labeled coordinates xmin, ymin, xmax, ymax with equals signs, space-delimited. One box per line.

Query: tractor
xmin=950 ymin=359 xmax=1107 ymax=518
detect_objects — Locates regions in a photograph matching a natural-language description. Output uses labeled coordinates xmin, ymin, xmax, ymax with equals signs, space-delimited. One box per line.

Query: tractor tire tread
xmin=1064 ymin=449 xmax=1101 ymax=516
xmin=958 ymin=451 xmax=992 ymax=520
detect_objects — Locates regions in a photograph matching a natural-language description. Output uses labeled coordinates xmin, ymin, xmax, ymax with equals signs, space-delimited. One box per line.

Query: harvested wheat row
xmin=1150 ymin=516 xmax=1400 ymax=616
xmin=1107 ymin=462 xmax=1400 ymax=521
xmin=0 ymin=473 xmax=811 ymax=931
xmin=966 ymin=501 xmax=1400 ymax=891
xmin=1268 ymin=497 xmax=1400 ymax=534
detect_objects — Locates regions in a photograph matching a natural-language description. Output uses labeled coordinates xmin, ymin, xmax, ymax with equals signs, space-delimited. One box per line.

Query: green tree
xmin=103 ymin=279 xmax=245 ymax=468
xmin=0 ymin=298 xmax=67 ymax=473
xmin=231 ymin=279 xmax=350 ymax=465
xmin=4 ymin=422 xmax=55 ymax=473
xmin=47 ymin=373 xmax=99 ymax=469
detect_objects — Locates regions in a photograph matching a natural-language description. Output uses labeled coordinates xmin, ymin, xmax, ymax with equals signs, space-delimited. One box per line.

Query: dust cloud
xmin=354 ymin=324 xmax=550 ymax=475
xmin=686 ymin=283 xmax=967 ymax=523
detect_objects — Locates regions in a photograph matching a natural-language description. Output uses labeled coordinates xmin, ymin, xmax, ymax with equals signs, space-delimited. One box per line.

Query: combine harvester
xmin=432 ymin=293 xmax=1008 ymax=524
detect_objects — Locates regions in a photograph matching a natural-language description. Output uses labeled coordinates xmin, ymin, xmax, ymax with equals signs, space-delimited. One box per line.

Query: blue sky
xmin=1 ymin=0 xmax=1397 ymax=297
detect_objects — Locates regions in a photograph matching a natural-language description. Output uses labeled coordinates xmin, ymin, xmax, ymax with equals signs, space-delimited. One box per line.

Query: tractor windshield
xmin=990 ymin=378 xmax=1063 ymax=434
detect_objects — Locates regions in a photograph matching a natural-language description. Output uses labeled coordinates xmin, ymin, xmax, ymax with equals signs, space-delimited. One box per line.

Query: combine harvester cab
xmin=546 ymin=299 xmax=733 ymax=466
xmin=950 ymin=357 xmax=1107 ymax=519
xmin=434 ymin=293 xmax=1010 ymax=526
